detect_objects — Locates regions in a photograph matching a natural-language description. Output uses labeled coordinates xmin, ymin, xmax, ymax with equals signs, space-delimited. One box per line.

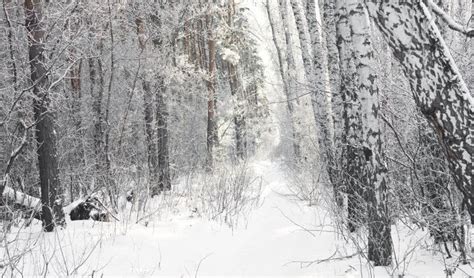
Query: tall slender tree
xmin=136 ymin=17 xmax=160 ymax=196
xmin=206 ymin=1 xmax=218 ymax=169
xmin=25 ymin=0 xmax=65 ymax=231
xmin=347 ymin=0 xmax=392 ymax=266
xmin=266 ymin=0 xmax=301 ymax=159
xmin=335 ymin=0 xmax=365 ymax=219
xmin=304 ymin=0 xmax=337 ymax=185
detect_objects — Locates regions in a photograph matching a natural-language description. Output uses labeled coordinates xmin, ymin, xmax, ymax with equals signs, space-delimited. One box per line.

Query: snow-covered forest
xmin=0 ymin=0 xmax=473 ymax=276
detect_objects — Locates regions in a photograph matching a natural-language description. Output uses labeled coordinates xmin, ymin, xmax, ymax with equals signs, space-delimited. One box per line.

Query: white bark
xmin=266 ymin=0 xmax=302 ymax=158
xmin=347 ymin=0 xmax=392 ymax=266
xmin=289 ymin=0 xmax=313 ymax=79
xmin=306 ymin=0 xmax=335 ymax=161
xmin=365 ymin=0 xmax=474 ymax=223
xmin=335 ymin=0 xmax=365 ymax=229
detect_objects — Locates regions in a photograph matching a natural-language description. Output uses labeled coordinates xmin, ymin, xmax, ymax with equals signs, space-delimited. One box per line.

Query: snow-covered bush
xmin=197 ymin=163 xmax=262 ymax=229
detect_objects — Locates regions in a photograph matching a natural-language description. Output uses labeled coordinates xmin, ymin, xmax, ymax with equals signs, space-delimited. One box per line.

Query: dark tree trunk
xmin=226 ymin=1 xmax=246 ymax=160
xmin=136 ymin=17 xmax=161 ymax=196
xmin=25 ymin=0 xmax=65 ymax=232
xmin=227 ymin=62 xmax=246 ymax=160
xmin=143 ymin=80 xmax=160 ymax=195
xmin=155 ymin=78 xmax=171 ymax=192
xmin=89 ymin=57 xmax=106 ymax=190
xmin=206 ymin=5 xmax=218 ymax=169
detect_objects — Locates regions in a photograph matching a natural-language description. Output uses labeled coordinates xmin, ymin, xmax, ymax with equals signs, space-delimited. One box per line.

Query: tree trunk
xmin=289 ymin=0 xmax=312 ymax=79
xmin=89 ymin=57 xmax=106 ymax=191
xmin=321 ymin=0 xmax=342 ymax=144
xmin=365 ymin=0 xmax=474 ymax=223
xmin=25 ymin=0 xmax=65 ymax=232
xmin=266 ymin=0 xmax=301 ymax=159
xmin=143 ymin=78 xmax=160 ymax=195
xmin=155 ymin=78 xmax=171 ymax=191
xmin=136 ymin=17 xmax=160 ymax=196
xmin=279 ymin=0 xmax=303 ymax=160
xmin=305 ymin=0 xmax=336 ymax=184
xmin=227 ymin=62 xmax=246 ymax=160
xmin=206 ymin=3 xmax=218 ymax=169
xmin=347 ymin=0 xmax=392 ymax=266
xmin=103 ymin=0 xmax=116 ymax=209
xmin=226 ymin=1 xmax=246 ymax=160
xmin=68 ymin=57 xmax=85 ymax=201
xmin=335 ymin=0 xmax=365 ymax=217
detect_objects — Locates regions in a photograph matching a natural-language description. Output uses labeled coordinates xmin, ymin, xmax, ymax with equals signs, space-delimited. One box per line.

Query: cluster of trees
xmin=0 ymin=0 xmax=472 ymax=268
xmin=0 ymin=0 xmax=267 ymax=231
xmin=266 ymin=0 xmax=472 ymax=266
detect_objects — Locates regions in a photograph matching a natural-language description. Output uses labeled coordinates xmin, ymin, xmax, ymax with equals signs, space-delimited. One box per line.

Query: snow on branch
xmin=2 ymin=183 xmax=41 ymax=211
xmin=426 ymin=0 xmax=474 ymax=37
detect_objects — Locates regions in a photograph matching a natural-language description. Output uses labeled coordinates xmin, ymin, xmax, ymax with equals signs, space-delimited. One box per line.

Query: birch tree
xmin=266 ymin=0 xmax=301 ymax=159
xmin=365 ymin=0 xmax=474 ymax=223
xmin=346 ymin=0 xmax=392 ymax=266
xmin=335 ymin=0 xmax=365 ymax=220
xmin=304 ymin=0 xmax=337 ymax=185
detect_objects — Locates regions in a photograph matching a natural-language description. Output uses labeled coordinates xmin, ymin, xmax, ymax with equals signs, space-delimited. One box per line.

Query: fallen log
xmin=1 ymin=179 xmax=42 ymax=222
xmin=1 ymin=179 xmax=112 ymax=223
xmin=66 ymin=196 xmax=111 ymax=222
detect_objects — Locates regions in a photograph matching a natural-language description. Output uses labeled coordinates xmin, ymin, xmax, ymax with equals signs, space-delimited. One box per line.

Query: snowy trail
xmin=59 ymin=160 xmax=348 ymax=277
xmin=7 ymin=161 xmax=459 ymax=277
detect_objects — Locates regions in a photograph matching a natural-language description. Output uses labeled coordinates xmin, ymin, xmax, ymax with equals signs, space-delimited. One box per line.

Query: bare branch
xmin=426 ymin=0 xmax=474 ymax=37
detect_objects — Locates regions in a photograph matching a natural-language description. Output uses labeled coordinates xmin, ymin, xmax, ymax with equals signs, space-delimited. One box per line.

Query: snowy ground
xmin=2 ymin=1 xmax=473 ymax=276
xmin=3 ymin=160 xmax=339 ymax=277
xmin=3 ymin=159 xmax=474 ymax=277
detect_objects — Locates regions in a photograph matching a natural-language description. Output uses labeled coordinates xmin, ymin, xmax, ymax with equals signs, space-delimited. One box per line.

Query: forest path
xmin=73 ymin=160 xmax=348 ymax=277
xmin=9 ymin=160 xmax=364 ymax=277
xmin=188 ymin=160 xmax=340 ymax=276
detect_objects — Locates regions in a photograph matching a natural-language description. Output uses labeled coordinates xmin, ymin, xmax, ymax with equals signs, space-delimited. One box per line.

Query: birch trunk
xmin=279 ymin=0 xmax=302 ymax=159
xmin=289 ymin=0 xmax=312 ymax=78
xmin=347 ymin=0 xmax=392 ymax=266
xmin=335 ymin=0 xmax=365 ymax=217
xmin=365 ymin=0 xmax=474 ymax=223
xmin=305 ymin=0 xmax=336 ymax=182
xmin=266 ymin=0 xmax=301 ymax=159
xmin=321 ymin=0 xmax=342 ymax=141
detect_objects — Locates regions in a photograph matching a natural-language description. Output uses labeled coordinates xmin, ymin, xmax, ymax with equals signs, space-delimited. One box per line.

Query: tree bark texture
xmin=305 ymin=0 xmax=337 ymax=183
xmin=365 ymin=0 xmax=473 ymax=223
xmin=267 ymin=0 xmax=301 ymax=159
xmin=206 ymin=3 xmax=218 ymax=169
xmin=347 ymin=0 xmax=392 ymax=266
xmin=335 ymin=0 xmax=365 ymax=218
xmin=25 ymin=0 xmax=65 ymax=232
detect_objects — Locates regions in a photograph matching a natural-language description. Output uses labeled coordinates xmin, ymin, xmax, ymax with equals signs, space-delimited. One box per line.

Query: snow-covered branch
xmin=2 ymin=183 xmax=41 ymax=212
xmin=426 ymin=0 xmax=474 ymax=37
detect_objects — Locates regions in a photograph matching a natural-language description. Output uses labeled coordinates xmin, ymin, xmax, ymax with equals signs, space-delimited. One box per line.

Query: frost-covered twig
xmin=275 ymin=207 xmax=317 ymax=238
xmin=285 ymin=250 xmax=360 ymax=268
xmin=194 ymin=253 xmax=213 ymax=278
